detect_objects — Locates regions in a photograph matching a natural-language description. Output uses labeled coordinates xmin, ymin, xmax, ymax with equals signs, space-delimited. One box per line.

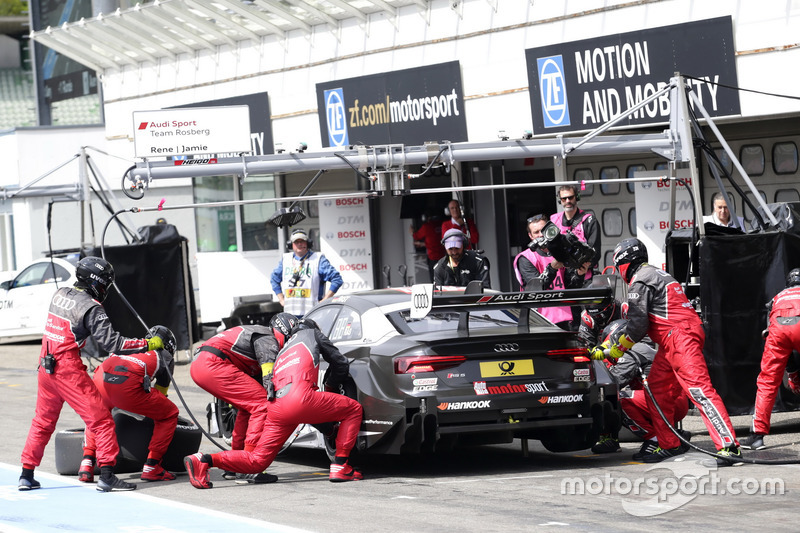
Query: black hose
xmin=99 ymin=209 xmax=229 ymax=451
xmin=641 ymin=372 xmax=800 ymax=465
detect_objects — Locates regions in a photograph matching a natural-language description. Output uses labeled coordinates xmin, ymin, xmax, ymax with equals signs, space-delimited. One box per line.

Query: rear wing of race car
xmin=411 ymin=281 xmax=613 ymax=333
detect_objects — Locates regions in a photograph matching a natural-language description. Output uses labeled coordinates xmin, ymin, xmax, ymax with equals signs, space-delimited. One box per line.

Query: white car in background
xmin=0 ymin=256 xmax=79 ymax=343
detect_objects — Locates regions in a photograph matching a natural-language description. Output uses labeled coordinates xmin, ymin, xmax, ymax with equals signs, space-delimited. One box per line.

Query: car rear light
xmin=394 ymin=355 xmax=467 ymax=374
xmin=547 ymin=348 xmax=591 ymax=363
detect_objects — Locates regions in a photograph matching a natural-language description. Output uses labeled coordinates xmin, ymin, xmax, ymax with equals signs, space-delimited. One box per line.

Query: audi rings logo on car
xmin=51 ymin=294 xmax=77 ymax=311
xmin=494 ymin=343 xmax=519 ymax=352
xmin=413 ymin=293 xmax=430 ymax=309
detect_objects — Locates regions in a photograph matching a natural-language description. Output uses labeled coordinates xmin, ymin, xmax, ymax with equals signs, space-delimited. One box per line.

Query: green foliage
xmin=0 ymin=0 xmax=28 ymax=17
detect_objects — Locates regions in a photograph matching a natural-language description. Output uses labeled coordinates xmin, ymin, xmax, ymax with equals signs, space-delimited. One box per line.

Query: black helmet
xmin=587 ymin=299 xmax=618 ymax=327
xmin=788 ymin=268 xmax=800 ymax=288
xmin=270 ymin=312 xmax=298 ymax=349
xmin=612 ymin=238 xmax=648 ymax=283
xmin=601 ymin=319 xmax=628 ymax=347
xmin=75 ymin=256 xmax=115 ymax=302
xmin=147 ymin=325 xmax=177 ymax=355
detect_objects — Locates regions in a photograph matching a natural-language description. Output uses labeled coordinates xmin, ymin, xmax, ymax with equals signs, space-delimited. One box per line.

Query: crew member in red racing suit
xmin=184 ymin=314 xmax=363 ymax=488
xmin=19 ymin=257 xmax=166 ymax=492
xmin=190 ymin=324 xmax=282 ymax=465
xmin=81 ymin=326 xmax=179 ymax=483
xmin=591 ymin=239 xmax=742 ymax=466
xmin=740 ymin=268 xmax=800 ymax=450
xmin=590 ymin=319 xmax=690 ymax=458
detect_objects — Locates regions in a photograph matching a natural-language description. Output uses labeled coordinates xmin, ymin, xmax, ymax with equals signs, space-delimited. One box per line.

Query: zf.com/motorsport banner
xmin=316 ymin=61 xmax=468 ymax=147
xmin=525 ymin=16 xmax=740 ymax=134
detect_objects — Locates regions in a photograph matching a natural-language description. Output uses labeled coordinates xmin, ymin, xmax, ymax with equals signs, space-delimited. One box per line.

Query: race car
xmin=0 ymin=256 xmax=78 ymax=343
xmin=280 ymin=282 xmax=620 ymax=457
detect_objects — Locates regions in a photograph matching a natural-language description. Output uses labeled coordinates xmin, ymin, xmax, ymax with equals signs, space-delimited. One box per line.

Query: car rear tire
xmin=540 ymin=425 xmax=597 ymax=453
xmin=324 ymin=378 xmax=359 ymax=463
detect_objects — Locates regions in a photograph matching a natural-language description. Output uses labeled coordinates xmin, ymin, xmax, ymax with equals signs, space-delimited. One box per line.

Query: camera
xmin=528 ymin=221 xmax=595 ymax=269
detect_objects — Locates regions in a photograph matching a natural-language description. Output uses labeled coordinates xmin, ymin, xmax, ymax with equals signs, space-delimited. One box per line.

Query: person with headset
xmin=442 ymin=199 xmax=480 ymax=250
xmin=80 ymin=325 xmax=180 ymax=484
xmin=513 ymin=214 xmax=588 ymax=330
xmin=550 ymin=185 xmax=601 ymax=276
xmin=740 ymin=268 xmax=800 ymax=451
xmin=270 ymin=228 xmax=343 ymax=318
xmin=433 ymin=228 xmax=490 ymax=289
xmin=19 ymin=256 xmax=168 ymax=492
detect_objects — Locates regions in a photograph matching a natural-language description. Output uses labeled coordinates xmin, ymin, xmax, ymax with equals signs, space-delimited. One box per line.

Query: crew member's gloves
xmin=154 ymin=384 xmax=169 ymax=397
xmin=589 ymin=334 xmax=635 ymax=361
xmin=788 ymin=371 xmax=800 ymax=396
xmin=147 ymin=336 xmax=164 ymax=351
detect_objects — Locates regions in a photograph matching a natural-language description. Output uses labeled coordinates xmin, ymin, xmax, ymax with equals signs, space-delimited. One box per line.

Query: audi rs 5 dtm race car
xmin=280 ymin=281 xmax=620 ymax=457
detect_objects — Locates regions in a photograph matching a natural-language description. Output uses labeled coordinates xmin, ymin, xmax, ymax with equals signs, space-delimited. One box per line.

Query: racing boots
xmin=591 ymin=435 xmax=621 ymax=454
xmin=18 ymin=476 xmax=41 ymax=491
xmin=141 ymin=463 xmax=176 ymax=482
xmin=78 ymin=456 xmax=95 ymax=483
xmin=184 ymin=453 xmax=213 ymax=489
xmin=632 ymin=440 xmax=658 ymax=460
xmin=642 ymin=445 xmax=686 ymax=463
xmin=329 ymin=462 xmax=363 ymax=482
xmin=235 ymin=472 xmax=278 ymax=484
xmin=740 ymin=433 xmax=766 ymax=450
xmin=715 ymin=446 xmax=744 ymax=467
xmin=96 ymin=474 xmax=136 ymax=492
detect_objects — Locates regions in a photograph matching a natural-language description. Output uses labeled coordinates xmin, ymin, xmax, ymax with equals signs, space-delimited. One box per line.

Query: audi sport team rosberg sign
xmin=525 ymin=16 xmax=740 ymax=134
xmin=132 ymin=106 xmax=252 ymax=159
xmin=316 ymin=61 xmax=468 ymax=147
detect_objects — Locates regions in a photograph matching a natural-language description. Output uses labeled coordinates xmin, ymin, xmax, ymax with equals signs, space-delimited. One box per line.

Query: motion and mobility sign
xmin=526 ymin=16 xmax=740 ymax=134
xmin=316 ymin=61 xmax=468 ymax=147
xmin=133 ymin=106 xmax=252 ymax=158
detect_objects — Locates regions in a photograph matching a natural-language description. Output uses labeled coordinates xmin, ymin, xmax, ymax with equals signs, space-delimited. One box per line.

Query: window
xmin=604 ymin=250 xmax=614 ymax=270
xmin=193 ymin=176 xmax=236 ymax=253
xmin=306 ymin=306 xmax=342 ymax=337
xmin=740 ymin=145 xmax=764 ymax=176
xmin=712 ymin=148 xmax=733 ymax=175
xmin=329 ymin=307 xmax=362 ymax=342
xmin=573 ymin=168 xmax=594 ymax=197
xmin=743 ymin=190 xmax=767 ymax=222
xmin=626 ymin=164 xmax=645 ymax=194
xmin=600 ymin=166 xmax=620 ymax=195
xmin=240 ymin=175 xmax=278 ymax=252
xmin=775 ymin=189 xmax=800 ymax=203
xmin=602 ymin=208 xmax=623 ymax=237
xmin=773 ymin=142 xmax=799 ymax=174
xmin=628 ymin=208 xmax=637 ymax=236
xmin=12 ymin=262 xmax=70 ymax=289
xmin=654 ymin=162 xmax=668 ymax=171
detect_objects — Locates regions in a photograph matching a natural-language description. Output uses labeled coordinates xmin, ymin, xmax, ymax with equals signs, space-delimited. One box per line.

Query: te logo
xmin=537 ymin=55 xmax=570 ymax=128
xmin=325 ymin=88 xmax=348 ymax=147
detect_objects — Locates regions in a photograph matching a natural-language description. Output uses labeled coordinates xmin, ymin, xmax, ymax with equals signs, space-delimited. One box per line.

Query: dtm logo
xmin=325 ymin=88 xmax=348 ymax=147
xmin=537 ymin=55 xmax=570 ymax=128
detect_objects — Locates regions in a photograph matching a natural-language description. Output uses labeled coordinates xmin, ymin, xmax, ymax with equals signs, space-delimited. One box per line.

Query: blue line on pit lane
xmin=0 ymin=463 xmax=310 ymax=533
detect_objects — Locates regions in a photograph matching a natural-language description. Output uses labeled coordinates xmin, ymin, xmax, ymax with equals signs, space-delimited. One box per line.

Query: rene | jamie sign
xmin=525 ymin=16 xmax=740 ymax=134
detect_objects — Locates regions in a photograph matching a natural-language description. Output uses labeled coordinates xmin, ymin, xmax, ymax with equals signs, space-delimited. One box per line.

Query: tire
xmin=112 ymin=409 xmax=202 ymax=472
xmin=55 ymin=429 xmax=89 ymax=475
xmin=323 ymin=378 xmax=359 ymax=462
xmin=540 ymin=425 xmax=596 ymax=453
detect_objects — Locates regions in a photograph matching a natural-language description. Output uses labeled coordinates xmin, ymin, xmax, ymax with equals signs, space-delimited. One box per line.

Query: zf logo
xmin=537 ymin=55 xmax=570 ymax=128
xmin=413 ymin=293 xmax=429 ymax=309
xmin=325 ymin=88 xmax=349 ymax=147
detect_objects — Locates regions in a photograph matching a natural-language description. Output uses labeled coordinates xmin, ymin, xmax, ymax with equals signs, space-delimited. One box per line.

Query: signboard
xmin=634 ymin=170 xmax=695 ymax=270
xmin=526 ymin=16 xmax=740 ymax=134
xmin=319 ymin=197 xmax=374 ymax=293
xmin=316 ymin=61 xmax=468 ymax=147
xmin=133 ymin=106 xmax=252 ymax=158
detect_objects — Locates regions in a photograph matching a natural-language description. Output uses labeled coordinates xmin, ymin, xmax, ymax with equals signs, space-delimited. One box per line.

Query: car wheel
xmin=55 ymin=429 xmax=90 ymax=475
xmin=211 ymin=396 xmax=237 ymax=446
xmin=112 ymin=409 xmax=202 ymax=472
xmin=540 ymin=425 xmax=597 ymax=453
xmin=323 ymin=377 xmax=359 ymax=462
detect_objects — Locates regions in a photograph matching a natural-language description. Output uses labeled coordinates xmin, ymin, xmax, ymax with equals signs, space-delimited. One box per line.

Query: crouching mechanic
xmin=741 ymin=268 xmax=800 ymax=451
xmin=80 ymin=326 xmax=179 ymax=483
xmin=189 ymin=322 xmax=283 ymax=481
xmin=19 ymin=256 xmax=166 ymax=492
xmin=184 ymin=314 xmax=364 ymax=488
xmin=591 ymin=239 xmax=741 ymax=466
xmin=590 ymin=319 xmax=690 ymax=459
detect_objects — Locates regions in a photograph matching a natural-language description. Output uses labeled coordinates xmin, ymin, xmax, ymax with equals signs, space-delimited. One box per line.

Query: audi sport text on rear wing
xmin=428 ymin=287 xmax=612 ymax=312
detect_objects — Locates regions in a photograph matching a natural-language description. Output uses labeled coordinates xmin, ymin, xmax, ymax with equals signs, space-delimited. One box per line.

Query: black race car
xmin=289 ymin=282 xmax=620 ymax=457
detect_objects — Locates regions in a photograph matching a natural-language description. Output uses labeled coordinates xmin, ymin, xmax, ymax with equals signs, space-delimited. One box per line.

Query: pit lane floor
xmin=2 ymin=342 xmax=800 ymax=532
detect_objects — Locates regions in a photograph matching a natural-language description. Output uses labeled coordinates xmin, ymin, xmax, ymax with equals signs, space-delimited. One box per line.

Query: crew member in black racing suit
xmin=19 ymin=257 xmax=167 ymax=492
xmin=589 ymin=319 xmax=690 ymax=459
xmin=591 ymin=239 xmax=741 ymax=466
